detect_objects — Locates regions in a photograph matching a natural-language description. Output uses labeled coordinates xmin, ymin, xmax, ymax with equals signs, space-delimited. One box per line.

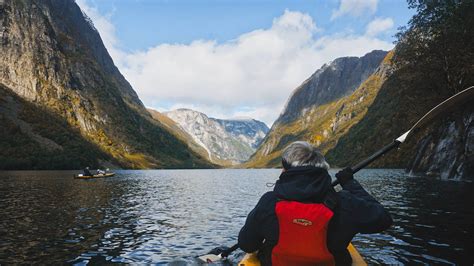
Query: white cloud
xmin=77 ymin=2 xmax=393 ymax=126
xmin=331 ymin=0 xmax=378 ymax=20
xmin=365 ymin=17 xmax=394 ymax=36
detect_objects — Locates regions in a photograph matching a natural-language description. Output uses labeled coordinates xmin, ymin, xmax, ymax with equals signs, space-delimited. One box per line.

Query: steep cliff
xmin=0 ymin=84 xmax=112 ymax=169
xmin=278 ymin=50 xmax=388 ymax=125
xmin=215 ymin=118 xmax=269 ymax=149
xmin=407 ymin=108 xmax=473 ymax=180
xmin=164 ymin=109 xmax=269 ymax=164
xmin=325 ymin=64 xmax=473 ymax=180
xmin=326 ymin=1 xmax=474 ymax=180
xmin=246 ymin=50 xmax=388 ymax=168
xmin=0 ymin=0 xmax=211 ymax=169
xmin=147 ymin=108 xmax=215 ymax=165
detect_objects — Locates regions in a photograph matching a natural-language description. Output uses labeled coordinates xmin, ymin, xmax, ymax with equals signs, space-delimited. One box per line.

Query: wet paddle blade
xmin=196 ymin=254 xmax=222 ymax=263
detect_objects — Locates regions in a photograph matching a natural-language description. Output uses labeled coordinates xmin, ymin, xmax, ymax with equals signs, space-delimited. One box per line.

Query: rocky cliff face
xmin=246 ymin=45 xmax=472 ymax=181
xmin=147 ymin=108 xmax=213 ymax=164
xmin=0 ymin=83 xmax=112 ymax=169
xmin=407 ymin=108 xmax=473 ymax=180
xmin=277 ymin=50 xmax=388 ymax=124
xmin=246 ymin=50 xmax=388 ymax=167
xmin=164 ymin=109 xmax=269 ymax=164
xmin=324 ymin=58 xmax=473 ymax=180
xmin=0 ymin=0 xmax=211 ymax=169
xmin=215 ymin=118 xmax=269 ymax=149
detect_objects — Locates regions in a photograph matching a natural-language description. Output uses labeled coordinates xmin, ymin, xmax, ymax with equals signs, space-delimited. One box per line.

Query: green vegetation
xmin=0 ymin=86 xmax=111 ymax=170
xmin=245 ymin=52 xmax=393 ymax=168
xmin=0 ymin=0 xmax=214 ymax=170
xmin=394 ymin=0 xmax=474 ymax=94
xmin=248 ymin=0 xmax=473 ymax=169
xmin=327 ymin=0 xmax=474 ymax=168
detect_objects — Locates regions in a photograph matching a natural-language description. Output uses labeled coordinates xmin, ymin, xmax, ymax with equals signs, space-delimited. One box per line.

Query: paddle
xmin=198 ymin=86 xmax=474 ymax=262
xmin=332 ymin=85 xmax=474 ymax=185
xmin=196 ymin=244 xmax=239 ymax=263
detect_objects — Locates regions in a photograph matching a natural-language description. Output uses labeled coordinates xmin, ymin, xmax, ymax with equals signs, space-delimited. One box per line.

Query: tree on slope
xmin=395 ymin=0 xmax=474 ymax=94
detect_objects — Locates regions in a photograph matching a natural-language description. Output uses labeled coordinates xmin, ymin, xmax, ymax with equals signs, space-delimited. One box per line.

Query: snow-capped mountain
xmin=164 ymin=109 xmax=269 ymax=164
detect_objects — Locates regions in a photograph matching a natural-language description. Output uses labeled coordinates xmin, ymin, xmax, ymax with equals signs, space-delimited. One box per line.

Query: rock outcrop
xmin=407 ymin=108 xmax=473 ymax=180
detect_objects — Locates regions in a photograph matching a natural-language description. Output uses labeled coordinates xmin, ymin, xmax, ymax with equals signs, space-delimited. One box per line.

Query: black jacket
xmin=238 ymin=166 xmax=393 ymax=265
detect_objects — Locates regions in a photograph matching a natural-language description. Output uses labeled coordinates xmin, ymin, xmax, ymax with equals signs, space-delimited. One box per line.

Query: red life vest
xmin=272 ymin=200 xmax=335 ymax=266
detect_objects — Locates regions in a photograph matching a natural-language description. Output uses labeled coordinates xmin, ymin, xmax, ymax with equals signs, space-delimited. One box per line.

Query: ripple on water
xmin=0 ymin=169 xmax=472 ymax=264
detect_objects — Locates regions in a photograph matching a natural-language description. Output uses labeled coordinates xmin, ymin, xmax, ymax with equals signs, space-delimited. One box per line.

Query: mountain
xmin=215 ymin=118 xmax=269 ymax=149
xmin=0 ymin=0 xmax=212 ymax=169
xmin=324 ymin=56 xmax=473 ymax=179
xmin=326 ymin=1 xmax=474 ymax=180
xmin=247 ymin=1 xmax=473 ymax=180
xmin=246 ymin=50 xmax=388 ymax=167
xmin=164 ymin=109 xmax=269 ymax=165
xmin=278 ymin=50 xmax=389 ymax=125
xmin=147 ymin=108 xmax=213 ymax=164
xmin=247 ymin=46 xmax=472 ymax=180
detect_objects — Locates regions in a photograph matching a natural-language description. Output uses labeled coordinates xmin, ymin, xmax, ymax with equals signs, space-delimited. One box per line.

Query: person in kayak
xmin=83 ymin=167 xmax=92 ymax=176
xmin=238 ymin=141 xmax=393 ymax=265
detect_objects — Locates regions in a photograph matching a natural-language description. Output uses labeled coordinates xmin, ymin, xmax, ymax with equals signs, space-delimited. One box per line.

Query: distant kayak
xmin=74 ymin=173 xmax=115 ymax=179
xmin=238 ymin=243 xmax=367 ymax=266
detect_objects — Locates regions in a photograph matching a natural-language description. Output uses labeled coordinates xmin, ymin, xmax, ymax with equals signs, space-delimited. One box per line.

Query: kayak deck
xmin=238 ymin=243 xmax=367 ymax=266
xmin=74 ymin=173 xmax=115 ymax=179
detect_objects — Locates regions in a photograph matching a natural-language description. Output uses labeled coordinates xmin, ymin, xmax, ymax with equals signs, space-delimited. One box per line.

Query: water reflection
xmin=0 ymin=169 xmax=472 ymax=264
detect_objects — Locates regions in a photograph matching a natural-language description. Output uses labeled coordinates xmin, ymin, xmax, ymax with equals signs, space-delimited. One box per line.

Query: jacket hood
xmin=274 ymin=166 xmax=332 ymax=202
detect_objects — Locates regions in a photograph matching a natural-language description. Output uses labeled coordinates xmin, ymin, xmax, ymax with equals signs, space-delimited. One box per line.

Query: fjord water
xmin=0 ymin=170 xmax=472 ymax=265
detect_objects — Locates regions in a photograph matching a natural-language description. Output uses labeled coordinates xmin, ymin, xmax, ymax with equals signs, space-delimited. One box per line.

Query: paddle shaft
xmin=221 ymin=243 xmax=239 ymax=257
xmin=331 ymin=139 xmax=402 ymax=186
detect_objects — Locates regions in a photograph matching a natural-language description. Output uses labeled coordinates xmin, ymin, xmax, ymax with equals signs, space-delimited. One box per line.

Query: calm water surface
xmin=0 ymin=169 xmax=472 ymax=265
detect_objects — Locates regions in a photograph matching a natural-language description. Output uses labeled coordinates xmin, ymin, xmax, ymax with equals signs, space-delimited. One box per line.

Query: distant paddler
xmin=83 ymin=167 xmax=92 ymax=176
xmin=75 ymin=167 xmax=115 ymax=179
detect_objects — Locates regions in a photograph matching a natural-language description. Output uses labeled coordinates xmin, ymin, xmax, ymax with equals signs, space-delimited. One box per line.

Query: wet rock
xmin=408 ymin=108 xmax=474 ymax=180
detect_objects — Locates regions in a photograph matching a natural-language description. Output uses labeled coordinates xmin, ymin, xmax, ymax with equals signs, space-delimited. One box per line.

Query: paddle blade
xmin=196 ymin=254 xmax=222 ymax=263
xmin=196 ymin=245 xmax=231 ymax=263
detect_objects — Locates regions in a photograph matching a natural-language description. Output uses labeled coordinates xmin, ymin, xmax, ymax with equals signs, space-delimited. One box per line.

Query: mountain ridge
xmin=246 ymin=50 xmax=388 ymax=167
xmin=0 ymin=0 xmax=212 ymax=169
xmin=163 ymin=108 xmax=269 ymax=165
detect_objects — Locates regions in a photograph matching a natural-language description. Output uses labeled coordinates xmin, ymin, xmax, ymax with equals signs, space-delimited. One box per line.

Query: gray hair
xmin=281 ymin=141 xmax=330 ymax=170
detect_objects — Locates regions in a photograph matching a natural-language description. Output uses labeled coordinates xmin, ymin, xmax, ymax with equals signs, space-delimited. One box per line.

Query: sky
xmin=76 ymin=0 xmax=414 ymax=126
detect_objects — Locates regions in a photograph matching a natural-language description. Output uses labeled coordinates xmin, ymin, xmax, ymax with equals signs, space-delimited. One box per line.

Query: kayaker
xmin=83 ymin=167 xmax=92 ymax=176
xmin=238 ymin=141 xmax=393 ymax=265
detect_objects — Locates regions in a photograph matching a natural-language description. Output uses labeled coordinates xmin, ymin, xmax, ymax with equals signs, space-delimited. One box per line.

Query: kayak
xmin=238 ymin=243 xmax=367 ymax=266
xmin=74 ymin=173 xmax=115 ymax=179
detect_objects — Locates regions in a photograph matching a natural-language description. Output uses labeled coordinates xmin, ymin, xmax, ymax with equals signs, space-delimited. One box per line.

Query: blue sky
xmin=77 ymin=0 xmax=414 ymax=125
